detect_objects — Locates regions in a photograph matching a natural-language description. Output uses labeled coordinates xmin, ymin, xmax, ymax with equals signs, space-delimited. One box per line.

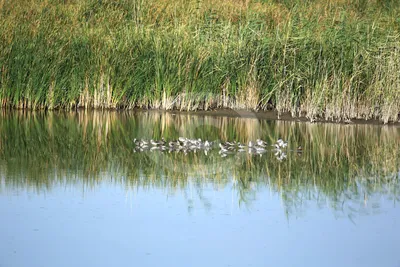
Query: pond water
xmin=0 ymin=110 xmax=400 ymax=267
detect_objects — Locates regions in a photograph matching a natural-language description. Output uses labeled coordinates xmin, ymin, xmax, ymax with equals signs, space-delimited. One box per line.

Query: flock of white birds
xmin=133 ymin=137 xmax=300 ymax=161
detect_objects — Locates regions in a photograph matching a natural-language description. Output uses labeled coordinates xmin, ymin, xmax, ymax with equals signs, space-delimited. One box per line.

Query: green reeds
xmin=0 ymin=0 xmax=399 ymax=122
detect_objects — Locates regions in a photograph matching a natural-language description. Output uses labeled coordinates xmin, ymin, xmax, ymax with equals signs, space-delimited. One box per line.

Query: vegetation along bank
xmin=0 ymin=0 xmax=399 ymax=122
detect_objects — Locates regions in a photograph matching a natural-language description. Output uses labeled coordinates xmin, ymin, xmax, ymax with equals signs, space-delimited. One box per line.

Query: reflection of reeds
xmin=1 ymin=1 xmax=400 ymax=122
xmin=0 ymin=111 xmax=399 ymax=215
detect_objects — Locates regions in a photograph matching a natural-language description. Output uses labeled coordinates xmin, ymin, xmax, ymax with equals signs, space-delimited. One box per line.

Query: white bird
xmin=219 ymin=143 xmax=228 ymax=153
xmin=237 ymin=142 xmax=246 ymax=149
xmin=256 ymin=139 xmax=267 ymax=147
xmin=277 ymin=139 xmax=288 ymax=148
xmin=150 ymin=139 xmax=160 ymax=146
xmin=204 ymin=140 xmax=211 ymax=147
xmin=248 ymin=141 xmax=254 ymax=148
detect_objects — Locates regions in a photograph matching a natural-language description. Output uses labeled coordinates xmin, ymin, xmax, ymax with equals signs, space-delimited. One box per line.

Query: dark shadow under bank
xmin=136 ymin=109 xmax=400 ymax=126
xmin=6 ymin=107 xmax=396 ymax=126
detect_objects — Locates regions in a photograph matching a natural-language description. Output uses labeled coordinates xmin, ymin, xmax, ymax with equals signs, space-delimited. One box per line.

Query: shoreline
xmin=3 ymin=107 xmax=399 ymax=127
xmin=130 ymin=109 xmax=400 ymax=126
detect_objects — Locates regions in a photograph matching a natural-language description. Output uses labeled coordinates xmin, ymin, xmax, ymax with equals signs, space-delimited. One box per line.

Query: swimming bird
xmin=169 ymin=141 xmax=177 ymax=147
xmin=219 ymin=143 xmax=228 ymax=153
xmin=139 ymin=143 xmax=149 ymax=149
xmin=159 ymin=137 xmax=166 ymax=146
xmin=225 ymin=141 xmax=236 ymax=146
xmin=256 ymin=139 xmax=267 ymax=147
xmin=296 ymin=146 xmax=303 ymax=156
xmin=277 ymin=139 xmax=288 ymax=148
xmin=237 ymin=142 xmax=246 ymax=149
xmin=139 ymin=139 xmax=148 ymax=146
xmin=248 ymin=141 xmax=254 ymax=148
xmin=150 ymin=139 xmax=160 ymax=146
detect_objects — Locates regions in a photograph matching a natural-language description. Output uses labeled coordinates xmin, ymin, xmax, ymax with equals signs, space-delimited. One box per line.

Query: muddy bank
xmin=2 ymin=107 xmax=400 ymax=126
xmin=126 ymin=109 xmax=400 ymax=127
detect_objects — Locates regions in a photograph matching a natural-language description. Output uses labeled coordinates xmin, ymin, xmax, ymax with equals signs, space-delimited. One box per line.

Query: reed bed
xmin=0 ymin=0 xmax=399 ymax=122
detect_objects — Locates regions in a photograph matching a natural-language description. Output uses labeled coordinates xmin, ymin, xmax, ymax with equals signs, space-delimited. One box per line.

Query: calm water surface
xmin=0 ymin=111 xmax=400 ymax=267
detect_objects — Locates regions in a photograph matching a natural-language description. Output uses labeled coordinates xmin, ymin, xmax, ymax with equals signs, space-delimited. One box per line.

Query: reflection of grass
xmin=0 ymin=1 xmax=400 ymax=122
xmin=0 ymin=111 xmax=399 ymax=215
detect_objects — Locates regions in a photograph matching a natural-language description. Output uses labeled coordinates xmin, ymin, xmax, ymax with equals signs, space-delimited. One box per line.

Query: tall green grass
xmin=0 ymin=0 xmax=399 ymax=122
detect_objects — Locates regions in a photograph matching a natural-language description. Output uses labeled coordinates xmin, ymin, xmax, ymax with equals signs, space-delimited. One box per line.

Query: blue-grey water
xmin=0 ymin=111 xmax=399 ymax=267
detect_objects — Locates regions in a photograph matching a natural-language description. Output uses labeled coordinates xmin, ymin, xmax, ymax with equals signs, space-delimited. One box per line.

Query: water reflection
xmin=0 ymin=110 xmax=399 ymax=218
